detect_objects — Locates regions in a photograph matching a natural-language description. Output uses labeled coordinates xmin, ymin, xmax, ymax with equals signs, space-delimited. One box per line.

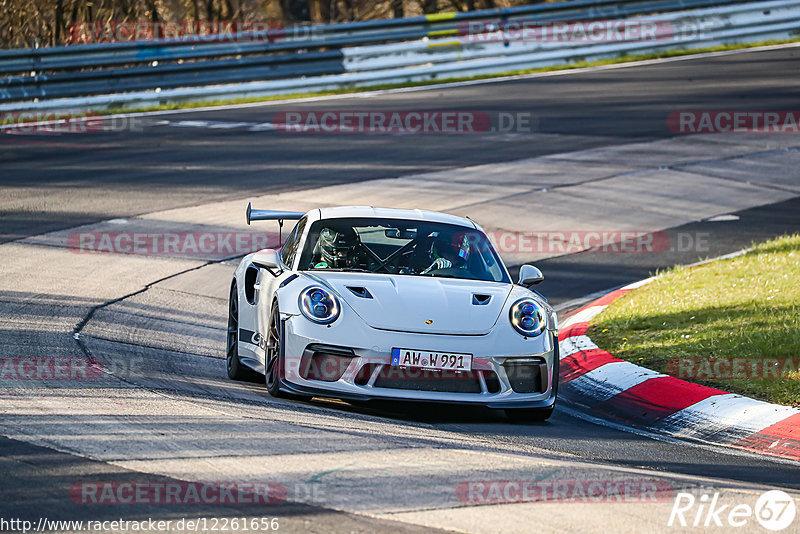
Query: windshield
xmin=297 ymin=218 xmax=509 ymax=283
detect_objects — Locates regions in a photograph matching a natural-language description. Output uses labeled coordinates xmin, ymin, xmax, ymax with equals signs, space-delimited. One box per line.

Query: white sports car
xmin=227 ymin=205 xmax=559 ymax=421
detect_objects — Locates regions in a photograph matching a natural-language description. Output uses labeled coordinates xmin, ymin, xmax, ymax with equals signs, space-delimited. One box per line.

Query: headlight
xmin=299 ymin=286 xmax=340 ymax=324
xmin=509 ymin=298 xmax=546 ymax=337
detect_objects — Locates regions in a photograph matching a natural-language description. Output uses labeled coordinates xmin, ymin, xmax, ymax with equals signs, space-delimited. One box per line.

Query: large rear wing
xmin=246 ymin=203 xmax=305 ymax=225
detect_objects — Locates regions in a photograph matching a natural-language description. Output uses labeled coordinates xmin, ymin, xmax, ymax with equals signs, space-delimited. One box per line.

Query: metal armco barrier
xmin=0 ymin=0 xmax=798 ymax=111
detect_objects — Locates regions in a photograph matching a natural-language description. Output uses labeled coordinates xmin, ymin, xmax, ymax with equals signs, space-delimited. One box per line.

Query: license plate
xmin=391 ymin=348 xmax=473 ymax=371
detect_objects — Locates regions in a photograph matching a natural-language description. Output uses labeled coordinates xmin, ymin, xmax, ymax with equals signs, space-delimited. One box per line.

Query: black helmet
xmin=318 ymin=226 xmax=358 ymax=268
xmin=432 ymin=230 xmax=471 ymax=262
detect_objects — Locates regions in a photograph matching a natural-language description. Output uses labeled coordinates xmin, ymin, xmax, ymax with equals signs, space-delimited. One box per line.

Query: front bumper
xmin=279 ymin=314 xmax=558 ymax=409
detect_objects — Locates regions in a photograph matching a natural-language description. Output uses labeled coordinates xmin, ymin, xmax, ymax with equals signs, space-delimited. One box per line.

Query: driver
xmin=315 ymin=226 xmax=361 ymax=269
xmin=421 ymin=232 xmax=470 ymax=274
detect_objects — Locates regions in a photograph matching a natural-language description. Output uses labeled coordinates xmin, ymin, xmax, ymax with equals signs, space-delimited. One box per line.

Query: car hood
xmin=303 ymin=272 xmax=513 ymax=335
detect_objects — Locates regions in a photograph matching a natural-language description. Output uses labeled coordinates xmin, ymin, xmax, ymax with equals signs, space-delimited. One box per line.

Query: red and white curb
xmin=558 ymin=279 xmax=800 ymax=462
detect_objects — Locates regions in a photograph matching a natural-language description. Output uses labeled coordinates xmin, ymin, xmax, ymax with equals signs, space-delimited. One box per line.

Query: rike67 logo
xmin=669 ymin=490 xmax=796 ymax=531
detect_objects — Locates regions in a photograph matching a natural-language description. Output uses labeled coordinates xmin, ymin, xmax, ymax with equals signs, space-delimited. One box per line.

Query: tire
xmin=265 ymin=301 xmax=310 ymax=400
xmin=265 ymin=301 xmax=288 ymax=397
xmin=504 ymin=406 xmax=554 ymax=422
xmin=226 ymin=281 xmax=261 ymax=382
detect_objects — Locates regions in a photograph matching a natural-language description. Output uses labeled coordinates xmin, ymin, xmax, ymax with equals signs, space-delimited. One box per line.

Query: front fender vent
xmin=347 ymin=286 xmax=373 ymax=299
xmin=279 ymin=274 xmax=298 ymax=288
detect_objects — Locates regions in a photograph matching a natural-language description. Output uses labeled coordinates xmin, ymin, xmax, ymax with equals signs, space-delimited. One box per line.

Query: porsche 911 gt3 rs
xmin=227 ymin=204 xmax=559 ymax=420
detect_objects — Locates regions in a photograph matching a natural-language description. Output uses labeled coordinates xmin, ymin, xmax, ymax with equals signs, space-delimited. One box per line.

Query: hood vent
xmin=472 ymin=294 xmax=492 ymax=306
xmin=319 ymin=273 xmax=511 ymax=335
xmin=347 ymin=286 xmax=373 ymax=299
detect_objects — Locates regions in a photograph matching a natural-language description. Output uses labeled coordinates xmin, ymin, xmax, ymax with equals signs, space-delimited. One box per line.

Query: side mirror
xmin=518 ymin=264 xmax=544 ymax=287
xmin=252 ymin=249 xmax=280 ymax=272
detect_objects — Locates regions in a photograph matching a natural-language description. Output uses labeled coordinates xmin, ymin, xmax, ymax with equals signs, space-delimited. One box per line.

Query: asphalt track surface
xmin=2 ymin=45 xmax=800 ymax=531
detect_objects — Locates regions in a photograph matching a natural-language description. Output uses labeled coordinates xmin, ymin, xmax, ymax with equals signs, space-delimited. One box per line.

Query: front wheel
xmin=265 ymin=302 xmax=310 ymax=401
xmin=265 ymin=301 xmax=288 ymax=397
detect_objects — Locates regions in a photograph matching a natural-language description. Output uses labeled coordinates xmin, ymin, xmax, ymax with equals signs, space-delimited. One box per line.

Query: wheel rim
xmin=266 ymin=306 xmax=280 ymax=390
xmin=226 ymin=284 xmax=238 ymax=373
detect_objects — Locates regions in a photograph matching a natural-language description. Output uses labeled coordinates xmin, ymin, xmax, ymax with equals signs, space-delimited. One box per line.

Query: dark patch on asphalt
xmin=0 ymin=436 xmax=444 ymax=533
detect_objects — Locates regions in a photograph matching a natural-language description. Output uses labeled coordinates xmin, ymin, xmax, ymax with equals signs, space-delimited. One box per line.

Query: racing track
xmin=2 ymin=45 xmax=800 ymax=532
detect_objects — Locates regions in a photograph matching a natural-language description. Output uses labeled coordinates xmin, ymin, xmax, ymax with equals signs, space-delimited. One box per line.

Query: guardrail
xmin=1 ymin=0 xmax=798 ymax=111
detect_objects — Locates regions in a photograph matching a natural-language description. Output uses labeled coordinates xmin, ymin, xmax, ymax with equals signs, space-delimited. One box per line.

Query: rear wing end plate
xmin=246 ymin=203 xmax=305 ymax=225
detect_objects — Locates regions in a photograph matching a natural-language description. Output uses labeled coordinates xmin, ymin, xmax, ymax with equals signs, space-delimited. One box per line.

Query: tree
xmin=421 ymin=0 xmax=436 ymax=14
xmin=280 ymin=0 xmax=311 ymax=23
xmin=391 ymin=0 xmax=403 ymax=18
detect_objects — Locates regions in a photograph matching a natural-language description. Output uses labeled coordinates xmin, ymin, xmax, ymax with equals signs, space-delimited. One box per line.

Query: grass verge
xmin=99 ymin=38 xmax=800 ymax=115
xmin=588 ymin=234 xmax=800 ymax=407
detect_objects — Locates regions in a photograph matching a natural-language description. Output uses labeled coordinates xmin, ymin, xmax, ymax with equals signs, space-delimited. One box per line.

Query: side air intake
xmin=347 ymin=286 xmax=373 ymax=299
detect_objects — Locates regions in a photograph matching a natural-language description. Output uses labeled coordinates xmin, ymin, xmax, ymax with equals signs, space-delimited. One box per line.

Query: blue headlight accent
xmin=299 ymin=286 xmax=340 ymax=324
xmin=509 ymin=298 xmax=546 ymax=337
